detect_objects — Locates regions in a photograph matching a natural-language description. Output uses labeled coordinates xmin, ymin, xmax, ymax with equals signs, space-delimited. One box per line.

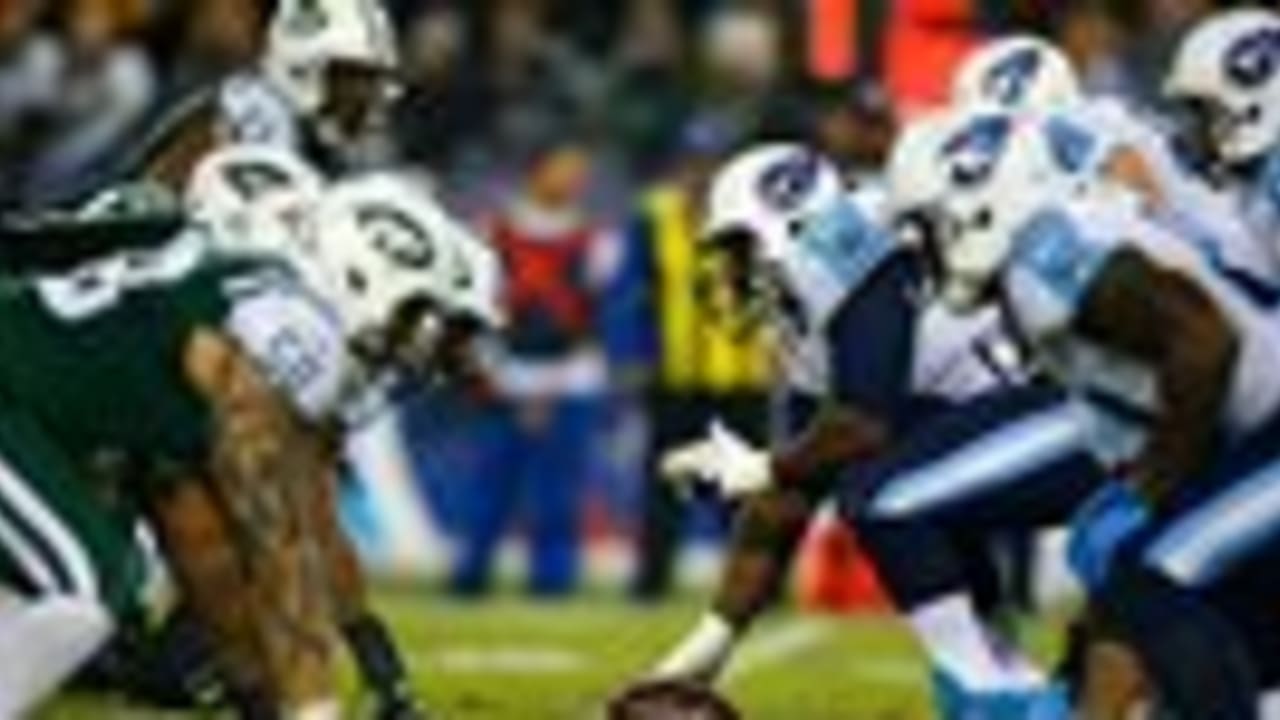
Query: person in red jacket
xmin=452 ymin=137 xmax=620 ymax=596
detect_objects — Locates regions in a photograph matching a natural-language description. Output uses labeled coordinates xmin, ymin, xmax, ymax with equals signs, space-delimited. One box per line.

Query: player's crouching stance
xmin=647 ymin=144 xmax=1108 ymax=718
xmin=0 ymin=158 xmax=498 ymax=717
xmin=181 ymin=148 xmax=503 ymax=719
xmin=909 ymin=102 xmax=1280 ymax=719
xmin=0 ymin=198 xmax=341 ymax=718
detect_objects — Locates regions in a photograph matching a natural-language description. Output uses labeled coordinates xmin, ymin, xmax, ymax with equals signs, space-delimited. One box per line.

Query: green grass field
xmin=39 ymin=586 xmax=1068 ymax=719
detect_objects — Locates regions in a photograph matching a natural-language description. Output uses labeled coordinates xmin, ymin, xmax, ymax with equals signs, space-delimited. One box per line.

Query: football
xmin=606 ymin=679 xmax=741 ymax=720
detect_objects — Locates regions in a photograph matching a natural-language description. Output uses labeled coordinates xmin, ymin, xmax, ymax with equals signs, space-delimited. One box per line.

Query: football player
xmin=651 ymin=143 xmax=1106 ymax=718
xmin=169 ymin=148 xmax=502 ymax=719
xmin=901 ymin=101 xmax=1280 ymax=719
xmin=0 ymin=193 xmax=343 ymax=719
xmin=954 ymin=34 xmax=1277 ymax=286
xmin=196 ymin=148 xmax=502 ymax=718
xmin=0 ymin=160 xmax=498 ymax=717
xmin=1164 ymin=9 xmax=1280 ymax=271
xmin=139 ymin=0 xmax=400 ymax=188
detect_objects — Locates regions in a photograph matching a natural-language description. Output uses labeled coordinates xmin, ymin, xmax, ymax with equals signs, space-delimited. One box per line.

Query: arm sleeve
xmin=826 ymin=253 xmax=920 ymax=431
xmin=0 ymin=213 xmax=185 ymax=273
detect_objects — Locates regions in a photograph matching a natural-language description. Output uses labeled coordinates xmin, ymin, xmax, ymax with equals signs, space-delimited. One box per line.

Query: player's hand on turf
xmin=659 ymin=420 xmax=772 ymax=498
xmin=650 ymin=613 xmax=736 ymax=684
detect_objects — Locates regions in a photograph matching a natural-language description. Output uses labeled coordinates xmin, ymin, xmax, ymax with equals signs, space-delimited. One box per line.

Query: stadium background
xmin=0 ymin=0 xmax=1263 ymax=716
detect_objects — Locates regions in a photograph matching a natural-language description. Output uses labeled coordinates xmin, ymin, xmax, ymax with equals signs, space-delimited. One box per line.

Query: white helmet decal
xmin=953 ymin=36 xmax=1081 ymax=111
xmin=938 ymin=114 xmax=1016 ymax=190
xmin=703 ymin=143 xmax=844 ymax=263
xmin=357 ymin=203 xmax=439 ymax=271
xmin=1224 ymin=24 xmax=1280 ymax=89
xmin=756 ymin=150 xmax=826 ymax=212
xmin=1165 ymin=9 xmax=1280 ymax=163
xmin=983 ymin=46 xmax=1046 ymax=106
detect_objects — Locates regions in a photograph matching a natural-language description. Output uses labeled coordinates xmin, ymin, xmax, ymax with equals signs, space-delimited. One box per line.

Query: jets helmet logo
xmin=357 ymin=205 xmax=436 ymax=270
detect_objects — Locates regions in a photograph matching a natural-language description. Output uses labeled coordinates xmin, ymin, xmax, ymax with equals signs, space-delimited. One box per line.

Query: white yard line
xmin=723 ymin=617 xmax=835 ymax=681
xmin=724 ymin=616 xmax=924 ymax=688
xmin=419 ymin=645 xmax=588 ymax=675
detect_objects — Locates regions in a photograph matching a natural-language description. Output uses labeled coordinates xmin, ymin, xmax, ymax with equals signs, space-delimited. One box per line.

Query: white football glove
xmin=650 ymin=612 xmax=738 ymax=684
xmin=659 ymin=420 xmax=773 ymax=498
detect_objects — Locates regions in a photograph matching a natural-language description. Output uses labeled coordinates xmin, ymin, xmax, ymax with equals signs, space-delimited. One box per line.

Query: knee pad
xmin=0 ymin=594 xmax=114 ymax=717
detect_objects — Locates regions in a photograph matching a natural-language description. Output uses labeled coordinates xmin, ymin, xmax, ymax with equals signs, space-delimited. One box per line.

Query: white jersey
xmin=216 ymin=72 xmax=301 ymax=149
xmin=1043 ymin=98 xmax=1280 ymax=282
xmin=1235 ymin=148 xmax=1280 ymax=268
xmin=220 ymin=264 xmax=385 ymax=427
xmin=1002 ymin=196 xmax=1280 ymax=466
xmin=776 ymin=186 xmax=1015 ymax=405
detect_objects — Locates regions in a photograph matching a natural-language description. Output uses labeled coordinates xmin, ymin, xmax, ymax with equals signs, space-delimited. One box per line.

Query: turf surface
xmin=40 ymin=586 xmax=1067 ymax=719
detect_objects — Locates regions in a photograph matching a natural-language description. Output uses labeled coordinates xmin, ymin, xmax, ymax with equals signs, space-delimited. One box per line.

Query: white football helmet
xmin=887 ymin=106 xmax=1068 ymax=311
xmin=1164 ymin=9 xmax=1280 ymax=165
xmin=264 ymin=0 xmax=399 ymax=116
xmin=447 ymin=228 xmax=505 ymax=331
xmin=309 ymin=173 xmax=500 ymax=363
xmin=886 ymin=109 xmax=958 ymax=225
xmin=953 ymin=35 xmax=1081 ymax=111
xmin=701 ymin=144 xmax=845 ymax=326
xmin=703 ymin=143 xmax=845 ymax=263
xmin=185 ymin=144 xmax=324 ymax=256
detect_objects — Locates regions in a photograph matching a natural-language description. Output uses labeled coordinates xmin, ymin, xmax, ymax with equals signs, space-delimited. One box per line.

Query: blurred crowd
xmin=0 ymin=0 xmax=1255 ymax=596
xmin=0 ymin=0 xmax=1246 ymax=208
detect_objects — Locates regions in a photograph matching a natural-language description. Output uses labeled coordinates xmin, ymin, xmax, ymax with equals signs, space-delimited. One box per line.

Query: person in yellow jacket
xmin=627 ymin=120 xmax=771 ymax=599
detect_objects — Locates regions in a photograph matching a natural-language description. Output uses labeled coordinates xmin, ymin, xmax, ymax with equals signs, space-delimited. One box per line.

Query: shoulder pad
xmin=1012 ymin=207 xmax=1113 ymax=310
xmin=1043 ymin=112 xmax=1108 ymax=177
xmin=796 ymin=198 xmax=894 ymax=290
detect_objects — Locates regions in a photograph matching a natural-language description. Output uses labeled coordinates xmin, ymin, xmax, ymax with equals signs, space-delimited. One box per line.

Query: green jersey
xmin=0 ymin=251 xmax=252 ymax=466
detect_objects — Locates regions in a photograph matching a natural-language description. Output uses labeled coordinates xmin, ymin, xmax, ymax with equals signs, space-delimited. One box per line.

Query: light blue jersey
xmin=1039 ymin=98 xmax=1279 ymax=282
xmin=1003 ymin=196 xmax=1280 ymax=466
xmin=1237 ymin=148 xmax=1280 ymax=266
xmin=777 ymin=187 xmax=1013 ymax=405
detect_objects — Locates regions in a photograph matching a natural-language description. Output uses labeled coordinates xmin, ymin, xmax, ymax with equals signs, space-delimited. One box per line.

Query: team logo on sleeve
xmin=939 ymin=115 xmax=1014 ymax=188
xmin=1226 ymin=28 xmax=1280 ymax=88
xmin=983 ymin=48 xmax=1042 ymax=106
xmin=757 ymin=151 xmax=822 ymax=212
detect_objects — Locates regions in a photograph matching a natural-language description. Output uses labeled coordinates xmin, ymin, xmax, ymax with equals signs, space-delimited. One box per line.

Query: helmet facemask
xmin=347 ymin=278 xmax=492 ymax=384
xmin=698 ymin=225 xmax=791 ymax=340
xmin=267 ymin=0 xmax=401 ymax=144
xmin=1165 ymin=13 xmax=1280 ymax=175
xmin=316 ymin=59 xmax=399 ymax=141
xmin=925 ymin=111 xmax=1061 ymax=313
xmin=1168 ymin=89 xmax=1273 ymax=179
